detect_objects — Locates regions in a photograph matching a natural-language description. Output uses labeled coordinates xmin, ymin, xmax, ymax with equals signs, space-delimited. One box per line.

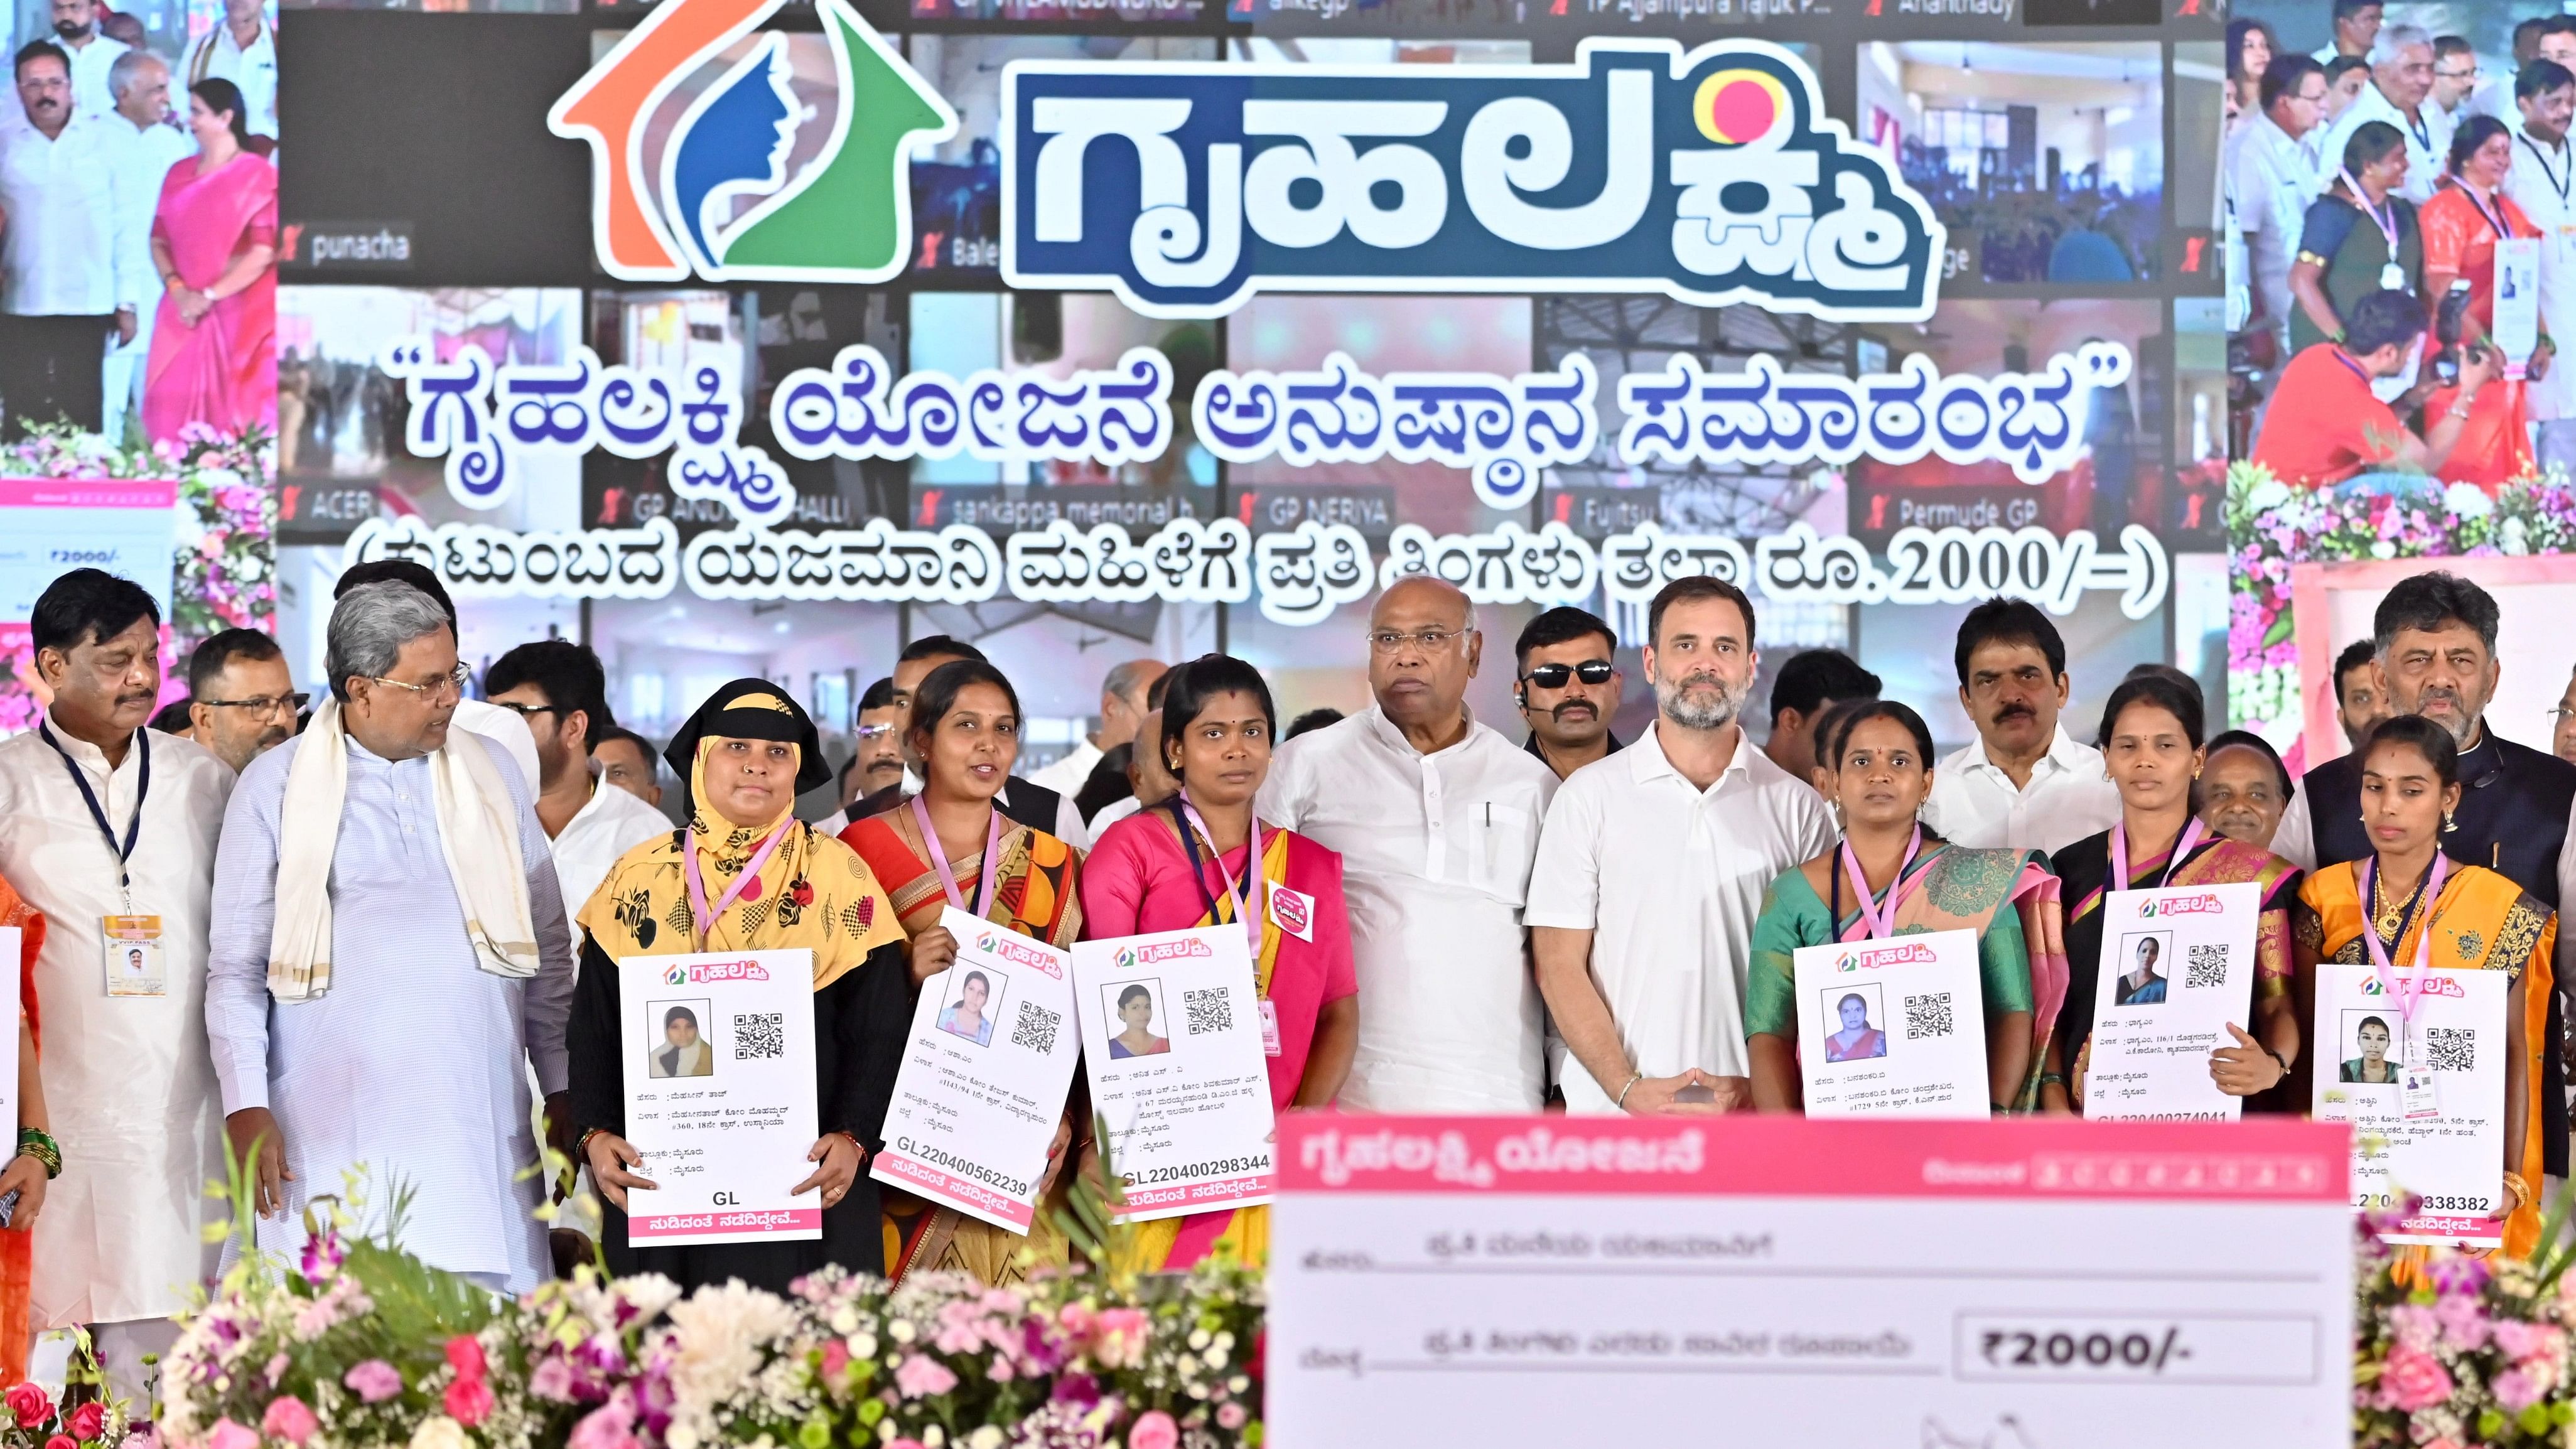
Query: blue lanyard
xmin=39 ymin=722 xmax=148 ymax=891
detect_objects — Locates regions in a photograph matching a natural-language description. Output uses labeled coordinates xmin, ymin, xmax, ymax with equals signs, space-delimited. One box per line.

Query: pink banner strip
xmin=872 ymin=1151 xmax=1037 ymax=1230
xmin=1119 ymin=1173 xmax=1275 ymax=1211
xmin=628 ymin=1207 xmax=822 ymax=1239
xmin=0 ymin=478 xmax=178 ymax=509
xmin=1277 ymin=1116 xmax=2349 ymax=1203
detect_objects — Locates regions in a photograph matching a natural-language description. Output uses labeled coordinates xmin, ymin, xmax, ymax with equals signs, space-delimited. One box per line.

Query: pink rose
xmin=1128 ymin=1410 xmax=1178 ymax=1449
xmin=528 ymin=1357 xmax=576 ymax=1403
xmin=206 ymin=1418 xmax=259 ymax=1449
xmin=566 ymin=1392 xmax=637 ymax=1449
xmin=45 ymin=1435 xmax=73 ymax=1449
xmin=6 ymin=1383 xmax=54 ymax=1430
xmin=2496 ymin=1366 xmax=2546 ymax=1413
xmin=1094 ymin=1308 xmax=1150 ymax=1369
xmin=445 ymin=1335 xmax=489 ymax=1382
xmin=65 ymin=1404 xmax=105 ymax=1442
xmin=343 ymin=1361 xmax=403 ymax=1404
xmin=261 ymin=1397 xmax=319 ymax=1446
xmin=821 ymin=1342 xmax=850 ymax=1386
xmin=445 ymin=1376 xmax=496 ymax=1428
xmin=1216 ymin=1403 xmax=1247 ymax=1431
xmin=889 ymin=1441 xmax=927 ymax=1449
xmin=2379 ymin=1344 xmax=2456 ymax=1412
xmin=892 ymin=1354 xmax=957 ymax=1400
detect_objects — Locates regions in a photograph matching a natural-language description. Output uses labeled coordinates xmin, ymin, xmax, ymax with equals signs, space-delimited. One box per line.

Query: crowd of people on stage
xmin=5 ymin=559 xmax=2573 ymax=1402
xmin=2228 ymin=3 xmax=2576 ymax=487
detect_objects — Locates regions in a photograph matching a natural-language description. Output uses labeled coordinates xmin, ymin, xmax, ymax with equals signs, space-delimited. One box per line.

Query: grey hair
xmin=107 ymin=47 xmax=163 ymax=102
xmin=2371 ymin=23 xmax=2432 ymax=67
xmin=326 ymin=581 xmax=452 ymax=703
xmin=1370 ymin=575 xmax=1479 ymax=635
xmin=1102 ymin=658 xmax=1165 ymax=709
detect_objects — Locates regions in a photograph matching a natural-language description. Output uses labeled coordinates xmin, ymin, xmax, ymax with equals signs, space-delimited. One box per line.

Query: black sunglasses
xmin=1522 ymin=660 xmax=1615 ymax=689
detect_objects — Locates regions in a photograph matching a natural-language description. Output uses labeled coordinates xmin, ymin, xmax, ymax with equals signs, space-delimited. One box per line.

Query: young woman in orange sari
xmin=839 ymin=659 xmax=1084 ymax=1283
xmin=2298 ymin=715 xmax=2553 ymax=1258
xmin=0 ymin=871 xmax=50 ymax=1387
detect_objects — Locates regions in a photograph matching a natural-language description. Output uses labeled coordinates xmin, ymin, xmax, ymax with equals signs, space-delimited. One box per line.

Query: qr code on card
xmin=2185 ymin=943 xmax=2229 ymax=990
xmin=732 ymin=1013 xmax=784 ymax=1060
xmin=1013 ymin=999 xmax=1061 ymax=1054
xmin=1183 ymin=987 xmax=1232 ymax=1036
xmin=1904 ymin=993 xmax=1954 ymax=1041
xmin=2423 ymin=1027 xmax=2476 ymax=1073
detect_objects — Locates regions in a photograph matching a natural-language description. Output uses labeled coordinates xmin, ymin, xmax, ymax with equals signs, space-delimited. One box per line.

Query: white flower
xmin=888 ymin=1320 xmax=916 ymax=1345
xmin=2504 ymin=517 xmax=2533 ymax=555
xmin=2246 ymin=477 xmax=2291 ymax=512
xmin=969 ymin=1429 xmax=1005 ymax=1449
xmin=617 ymin=1274 xmax=684 ymax=1322
xmin=849 ymin=1332 xmax=878 ymax=1360
xmin=663 ymin=1281 xmax=800 ymax=1423
xmin=2444 ymin=482 xmax=2494 ymax=519
xmin=2370 ymin=540 xmax=2397 ymax=559
xmin=830 ymin=1307 xmax=860 ymax=1336
xmin=669 ymin=1426 xmax=700 ymax=1449
xmin=409 ymin=1416 xmax=470 ymax=1449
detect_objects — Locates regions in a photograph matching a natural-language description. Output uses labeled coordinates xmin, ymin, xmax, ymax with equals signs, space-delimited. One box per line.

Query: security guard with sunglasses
xmin=1514 ymin=606 xmax=1625 ymax=780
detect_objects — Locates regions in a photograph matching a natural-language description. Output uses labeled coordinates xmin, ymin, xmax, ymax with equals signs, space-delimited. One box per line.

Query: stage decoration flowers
xmin=2224 ymin=461 xmax=2576 ymax=736
xmin=2352 ymin=1193 xmax=2576 ymax=1446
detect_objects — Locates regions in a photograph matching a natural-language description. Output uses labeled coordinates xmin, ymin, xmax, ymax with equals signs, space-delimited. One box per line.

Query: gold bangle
xmin=2506 ymin=1171 xmax=2532 ymax=1209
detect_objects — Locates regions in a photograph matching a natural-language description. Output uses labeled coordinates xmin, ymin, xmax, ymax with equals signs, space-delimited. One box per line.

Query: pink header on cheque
xmin=1276 ymin=1116 xmax=2349 ymax=1203
xmin=0 ymin=478 xmax=177 ymax=509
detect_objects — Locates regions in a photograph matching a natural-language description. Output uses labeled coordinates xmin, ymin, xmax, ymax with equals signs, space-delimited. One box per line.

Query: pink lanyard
xmin=1178 ymin=790 xmax=1268 ymax=960
xmin=2341 ymin=171 xmax=2401 ymax=253
xmin=2363 ymin=853 xmax=2450 ymax=1026
xmin=683 ymin=819 xmax=792 ymax=948
xmin=2110 ymin=817 xmax=2206 ymax=891
xmin=912 ymin=792 xmax=1005 ymax=918
xmin=1837 ymin=827 xmax=1922 ymax=941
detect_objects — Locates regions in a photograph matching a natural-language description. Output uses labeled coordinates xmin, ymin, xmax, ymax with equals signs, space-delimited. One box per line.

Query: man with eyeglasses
xmin=2229 ymin=55 xmax=2332 ymax=368
xmin=207 ymin=581 xmax=575 ymax=1296
xmin=841 ymin=676 xmax=907 ymax=807
xmin=485 ymin=640 xmax=671 ymax=916
xmin=1258 ymin=576 xmax=1558 ymax=1111
xmin=1512 ymin=606 xmax=1624 ymax=780
xmin=184 ymin=627 xmax=299 ymax=775
xmin=2432 ymin=36 xmax=2482 ymax=131
xmin=333 ymin=560 xmax=541 ymax=793
xmin=0 ymin=568 xmax=232 ymax=1409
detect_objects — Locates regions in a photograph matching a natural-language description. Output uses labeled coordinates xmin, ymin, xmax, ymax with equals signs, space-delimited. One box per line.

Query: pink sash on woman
xmin=143 ymin=152 xmax=277 ymax=444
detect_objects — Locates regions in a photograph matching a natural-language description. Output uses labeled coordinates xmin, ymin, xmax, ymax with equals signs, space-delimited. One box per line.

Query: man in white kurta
xmin=1258 ymin=578 xmax=1558 ymax=1111
xmin=2509 ymin=62 xmax=2576 ymax=476
xmin=205 ymin=584 xmax=575 ymax=1293
xmin=100 ymin=50 xmax=190 ymax=426
xmin=2316 ymin=26 xmax=2446 ymax=206
xmin=0 ymin=569 xmax=230 ymax=1403
xmin=181 ymin=0 xmax=278 ymax=139
xmin=0 ymin=45 xmax=126 ymax=318
xmin=1528 ymin=579 xmax=1834 ymax=1115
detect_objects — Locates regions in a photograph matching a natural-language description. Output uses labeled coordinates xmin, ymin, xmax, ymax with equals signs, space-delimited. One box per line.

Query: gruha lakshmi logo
xmin=549 ymin=0 xmax=956 ymax=284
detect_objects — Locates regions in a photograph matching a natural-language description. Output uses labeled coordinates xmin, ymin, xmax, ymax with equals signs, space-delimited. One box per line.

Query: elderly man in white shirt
xmin=2318 ymin=24 xmax=2447 ymax=206
xmin=484 ymin=640 xmax=672 ymax=916
xmin=331 ymin=559 xmax=542 ymax=788
xmin=182 ymin=0 xmax=277 ymax=138
xmin=1920 ymin=600 xmax=2121 ymax=858
xmin=1025 ymin=656 xmax=1165 ymax=801
xmin=1258 ymin=577 xmax=1558 ymax=1111
xmin=2231 ymin=55 xmax=2331 ymax=362
xmin=1528 ymin=578 xmax=1833 ymax=1116
xmin=0 ymin=569 xmax=232 ymax=1408
xmin=101 ymin=48 xmax=191 ymax=426
xmin=2510 ymin=60 xmax=2576 ymax=477
xmin=0 ymin=42 xmax=126 ymax=320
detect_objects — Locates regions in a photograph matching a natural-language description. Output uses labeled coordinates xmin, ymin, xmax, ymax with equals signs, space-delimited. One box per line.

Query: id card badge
xmin=102 ymin=915 xmax=166 ymax=998
xmin=1259 ymin=998 xmax=1283 ymax=1057
xmin=2401 ymin=1020 xmax=2441 ymax=1119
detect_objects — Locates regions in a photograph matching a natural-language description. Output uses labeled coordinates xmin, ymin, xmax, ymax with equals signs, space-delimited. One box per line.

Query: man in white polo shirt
xmin=1259 ymin=576 xmax=1558 ymax=1111
xmin=1528 ymin=576 xmax=1834 ymax=1116
xmin=483 ymin=639 xmax=671 ymax=915
xmin=1919 ymin=598 xmax=2121 ymax=858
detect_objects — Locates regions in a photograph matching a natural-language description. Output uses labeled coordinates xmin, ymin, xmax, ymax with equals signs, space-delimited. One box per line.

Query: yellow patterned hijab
xmin=575 ymin=681 xmax=903 ymax=989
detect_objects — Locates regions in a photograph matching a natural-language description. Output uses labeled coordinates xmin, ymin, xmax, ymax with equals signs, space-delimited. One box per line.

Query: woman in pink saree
xmin=143 ymin=78 xmax=276 ymax=444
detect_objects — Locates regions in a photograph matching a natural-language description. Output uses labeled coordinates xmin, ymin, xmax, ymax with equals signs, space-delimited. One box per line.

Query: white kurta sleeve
xmin=2270 ymin=781 xmax=2318 ymax=873
xmin=204 ymin=748 xmax=287 ymax=1115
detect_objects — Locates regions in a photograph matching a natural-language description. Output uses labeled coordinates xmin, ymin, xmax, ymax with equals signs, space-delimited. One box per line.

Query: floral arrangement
xmin=2353 ymin=1197 xmax=2576 ymax=1447
xmin=2224 ymin=461 xmax=2576 ymax=733
xmin=0 ymin=422 xmax=274 ymax=736
xmin=2 ymin=1362 xmax=129 ymax=1449
xmin=151 ymin=1173 xmax=1263 ymax=1449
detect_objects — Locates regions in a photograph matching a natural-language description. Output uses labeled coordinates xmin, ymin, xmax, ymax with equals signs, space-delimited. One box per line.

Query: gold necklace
xmin=2373 ymin=863 xmax=2420 ymax=942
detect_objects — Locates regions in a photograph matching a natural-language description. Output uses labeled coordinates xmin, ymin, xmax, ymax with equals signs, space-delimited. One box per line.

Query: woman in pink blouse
xmin=1081 ymin=652 xmax=1358 ymax=1271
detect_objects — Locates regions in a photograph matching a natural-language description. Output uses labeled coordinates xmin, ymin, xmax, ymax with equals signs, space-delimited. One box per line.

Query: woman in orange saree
xmin=0 ymin=871 xmax=49 ymax=1387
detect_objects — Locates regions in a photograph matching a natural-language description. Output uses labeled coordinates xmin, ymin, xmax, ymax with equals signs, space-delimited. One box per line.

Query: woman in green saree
xmin=2288 ymin=119 xmax=2423 ymax=353
xmin=1747 ymin=701 xmax=2070 ymax=1114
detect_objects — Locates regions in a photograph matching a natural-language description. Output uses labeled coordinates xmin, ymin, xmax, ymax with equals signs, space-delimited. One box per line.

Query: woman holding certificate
xmin=1081 ymin=654 xmax=1360 ymax=1270
xmin=1745 ymin=701 xmax=2067 ymax=1112
xmin=841 ymin=660 xmax=1085 ymax=1283
xmin=564 ymin=681 xmax=914 ymax=1291
xmin=2298 ymin=715 xmax=2554 ymax=1256
xmin=2044 ymin=674 xmax=2304 ymax=1114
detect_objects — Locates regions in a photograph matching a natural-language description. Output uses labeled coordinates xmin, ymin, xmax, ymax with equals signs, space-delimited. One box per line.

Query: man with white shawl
xmin=205 ymin=581 xmax=575 ymax=1291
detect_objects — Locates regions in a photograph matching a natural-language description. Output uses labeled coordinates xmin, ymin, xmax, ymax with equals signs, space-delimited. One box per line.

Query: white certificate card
xmin=871 ymin=907 xmax=1081 ymax=1234
xmin=1071 ymin=926 xmax=1276 ymax=1222
xmin=2313 ymin=962 xmax=2509 ymax=1247
xmin=619 ymin=948 xmax=821 ymax=1247
xmin=2084 ymin=882 xmax=2263 ymax=1121
xmin=1792 ymin=929 xmax=1988 ymax=1118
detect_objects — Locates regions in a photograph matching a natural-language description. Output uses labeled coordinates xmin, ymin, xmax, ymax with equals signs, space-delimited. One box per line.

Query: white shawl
xmin=267 ymin=698 xmax=541 ymax=1001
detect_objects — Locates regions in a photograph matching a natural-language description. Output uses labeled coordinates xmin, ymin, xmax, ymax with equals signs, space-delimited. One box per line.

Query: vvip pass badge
xmin=102 ymin=914 xmax=166 ymax=998
xmin=2402 ymin=1023 xmax=2440 ymax=1119
xmin=1269 ymin=884 xmax=1315 ymax=942
xmin=1260 ymin=998 xmax=1283 ymax=1057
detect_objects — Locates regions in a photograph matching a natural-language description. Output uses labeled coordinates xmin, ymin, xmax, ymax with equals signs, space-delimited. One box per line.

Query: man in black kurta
xmin=2272 ymin=571 xmax=2576 ymax=1177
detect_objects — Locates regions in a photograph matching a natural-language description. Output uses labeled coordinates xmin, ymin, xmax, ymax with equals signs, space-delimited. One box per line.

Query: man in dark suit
xmin=2272 ymin=570 xmax=2576 ymax=1177
xmin=821 ymin=635 xmax=1082 ymax=845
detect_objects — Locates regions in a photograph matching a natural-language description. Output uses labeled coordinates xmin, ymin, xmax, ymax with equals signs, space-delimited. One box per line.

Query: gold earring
xmin=2444 ymin=810 xmax=2459 ymax=834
